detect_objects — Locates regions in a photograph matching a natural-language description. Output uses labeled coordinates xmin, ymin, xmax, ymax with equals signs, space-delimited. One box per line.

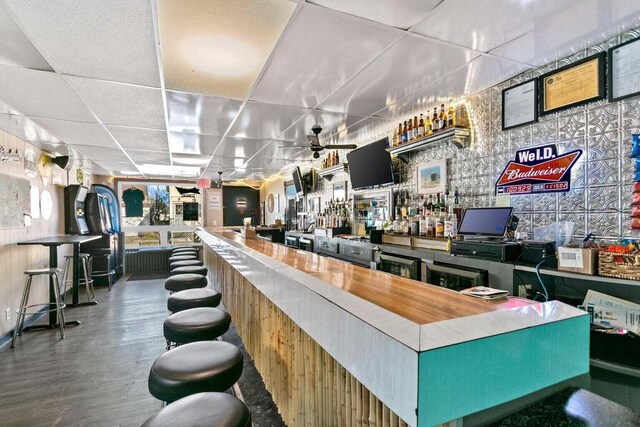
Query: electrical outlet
xmin=5 ymin=308 xmax=10 ymax=321
xmin=518 ymin=285 xmax=528 ymax=298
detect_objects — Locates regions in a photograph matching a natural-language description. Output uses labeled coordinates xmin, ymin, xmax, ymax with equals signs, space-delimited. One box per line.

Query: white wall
xmin=260 ymin=176 xmax=286 ymax=226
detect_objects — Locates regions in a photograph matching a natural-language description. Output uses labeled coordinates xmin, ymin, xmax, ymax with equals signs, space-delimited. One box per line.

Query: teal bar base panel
xmin=417 ymin=315 xmax=590 ymax=427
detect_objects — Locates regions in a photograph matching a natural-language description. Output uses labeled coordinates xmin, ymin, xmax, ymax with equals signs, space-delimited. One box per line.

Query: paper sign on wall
xmin=209 ymin=194 xmax=221 ymax=209
xmin=495 ymin=144 xmax=582 ymax=195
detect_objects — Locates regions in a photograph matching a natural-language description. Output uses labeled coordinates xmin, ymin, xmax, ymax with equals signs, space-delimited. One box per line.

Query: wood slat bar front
xmin=206 ymin=247 xmax=409 ymax=426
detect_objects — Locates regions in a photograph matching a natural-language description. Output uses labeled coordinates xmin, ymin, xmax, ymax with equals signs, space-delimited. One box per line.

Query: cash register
xmin=450 ymin=207 xmax=522 ymax=262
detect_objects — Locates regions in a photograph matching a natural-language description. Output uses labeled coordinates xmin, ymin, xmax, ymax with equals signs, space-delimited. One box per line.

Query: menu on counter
xmin=541 ymin=53 xmax=604 ymax=114
xmin=609 ymin=38 xmax=640 ymax=101
xmin=502 ymin=79 xmax=538 ymax=130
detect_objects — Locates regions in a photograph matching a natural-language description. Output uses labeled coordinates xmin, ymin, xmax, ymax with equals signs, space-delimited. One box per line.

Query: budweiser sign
xmin=495 ymin=144 xmax=582 ymax=195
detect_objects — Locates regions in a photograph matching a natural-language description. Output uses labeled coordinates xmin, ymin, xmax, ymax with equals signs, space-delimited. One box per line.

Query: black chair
xmin=170 ymin=260 xmax=203 ymax=271
xmin=148 ymin=341 xmax=243 ymax=403
xmin=141 ymin=392 xmax=251 ymax=427
xmin=170 ymin=266 xmax=208 ymax=277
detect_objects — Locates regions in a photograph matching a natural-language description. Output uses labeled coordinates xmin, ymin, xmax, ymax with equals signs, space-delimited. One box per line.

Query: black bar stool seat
xmin=163 ymin=307 xmax=231 ymax=346
xmin=170 ymin=260 xmax=203 ymax=271
xmin=168 ymin=288 xmax=221 ymax=313
xmin=168 ymin=254 xmax=198 ymax=263
xmin=142 ymin=392 xmax=251 ymax=427
xmin=148 ymin=341 xmax=243 ymax=403
xmin=164 ymin=274 xmax=207 ymax=293
xmin=173 ymin=247 xmax=197 ymax=253
xmin=170 ymin=266 xmax=208 ymax=276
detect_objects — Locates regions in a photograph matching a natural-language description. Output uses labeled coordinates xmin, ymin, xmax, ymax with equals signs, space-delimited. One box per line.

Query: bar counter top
xmin=208 ymin=228 xmax=530 ymax=325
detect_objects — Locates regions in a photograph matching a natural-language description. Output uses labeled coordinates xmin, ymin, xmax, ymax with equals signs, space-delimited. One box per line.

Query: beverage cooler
xmin=81 ymin=184 xmax=125 ymax=285
xmin=351 ymin=189 xmax=393 ymax=236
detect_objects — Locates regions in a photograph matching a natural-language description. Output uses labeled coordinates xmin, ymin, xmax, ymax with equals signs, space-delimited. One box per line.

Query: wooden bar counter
xmin=198 ymin=228 xmax=589 ymax=427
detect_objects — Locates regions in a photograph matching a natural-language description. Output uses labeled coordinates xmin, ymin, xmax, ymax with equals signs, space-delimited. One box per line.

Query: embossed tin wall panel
xmin=302 ymin=31 xmax=640 ymax=241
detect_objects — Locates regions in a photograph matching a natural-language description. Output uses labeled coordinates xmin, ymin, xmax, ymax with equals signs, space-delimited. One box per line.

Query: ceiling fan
xmin=211 ymin=170 xmax=226 ymax=188
xmin=306 ymin=124 xmax=356 ymax=159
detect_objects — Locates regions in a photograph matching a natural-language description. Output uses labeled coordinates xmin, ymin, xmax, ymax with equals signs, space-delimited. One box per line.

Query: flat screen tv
xmin=346 ymin=138 xmax=394 ymax=190
xmin=292 ymin=166 xmax=304 ymax=196
xmin=458 ymin=207 xmax=513 ymax=237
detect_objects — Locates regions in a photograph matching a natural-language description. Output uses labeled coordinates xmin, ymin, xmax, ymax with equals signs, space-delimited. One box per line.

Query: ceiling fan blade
xmin=306 ymin=134 xmax=320 ymax=144
xmin=324 ymin=144 xmax=357 ymax=149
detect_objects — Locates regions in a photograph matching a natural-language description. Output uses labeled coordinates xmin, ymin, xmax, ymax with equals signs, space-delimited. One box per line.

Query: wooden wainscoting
xmin=205 ymin=246 xmax=409 ymax=427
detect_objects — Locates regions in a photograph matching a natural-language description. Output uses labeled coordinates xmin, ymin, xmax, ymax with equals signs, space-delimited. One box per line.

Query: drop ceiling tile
xmin=308 ymin=0 xmax=442 ymax=30
xmin=229 ymin=102 xmax=310 ymax=140
xmin=172 ymin=153 xmax=212 ymax=167
xmin=375 ymin=55 xmax=529 ymax=119
xmin=66 ymin=77 xmax=166 ymax=129
xmin=245 ymin=156 xmax=291 ymax=170
xmin=258 ymin=141 xmax=309 ymax=159
xmin=157 ymin=0 xmax=296 ymax=98
xmin=323 ymin=116 xmax=396 ymax=143
xmin=0 ymin=5 xmax=52 ymax=70
xmin=126 ymin=149 xmax=171 ymax=164
xmin=107 ymin=126 xmax=168 ymax=151
xmin=168 ymin=132 xmax=222 ymax=155
xmin=4 ymin=0 xmax=160 ymax=86
xmin=71 ymin=144 xmax=130 ymax=162
xmin=0 ymin=65 xmax=95 ymax=121
xmin=491 ymin=0 xmax=640 ymax=66
xmin=166 ymin=90 xmax=242 ymax=135
xmin=318 ymin=36 xmax=478 ymax=115
xmin=251 ymin=5 xmax=400 ymax=108
xmin=281 ymin=110 xmax=368 ymax=142
xmin=29 ymin=117 xmax=117 ymax=148
xmin=412 ymin=0 xmax=579 ymax=53
xmin=215 ymin=136 xmax=272 ymax=158
xmin=0 ymin=113 xmax=60 ymax=146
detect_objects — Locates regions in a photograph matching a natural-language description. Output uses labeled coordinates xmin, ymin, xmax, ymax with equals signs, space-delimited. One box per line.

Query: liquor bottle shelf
xmin=387 ymin=127 xmax=471 ymax=163
xmin=317 ymin=163 xmax=348 ymax=181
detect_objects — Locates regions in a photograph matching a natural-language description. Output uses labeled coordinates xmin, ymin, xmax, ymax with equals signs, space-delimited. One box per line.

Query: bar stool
xmin=168 ymin=254 xmax=198 ymax=263
xmin=142 ymin=393 xmax=251 ymax=427
xmin=165 ymin=274 xmax=207 ymax=293
xmin=167 ymin=288 xmax=221 ymax=313
xmin=173 ymin=247 xmax=197 ymax=253
xmin=148 ymin=341 xmax=243 ymax=403
xmin=89 ymin=250 xmax=115 ymax=290
xmin=60 ymin=253 xmax=95 ymax=303
xmin=163 ymin=307 xmax=231 ymax=349
xmin=170 ymin=260 xmax=203 ymax=271
xmin=170 ymin=266 xmax=208 ymax=276
xmin=11 ymin=268 xmax=65 ymax=348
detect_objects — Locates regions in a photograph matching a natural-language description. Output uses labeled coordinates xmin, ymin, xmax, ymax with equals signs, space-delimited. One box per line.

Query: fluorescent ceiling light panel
xmin=138 ymin=163 xmax=201 ymax=177
xmin=172 ymin=154 xmax=212 ymax=166
xmin=157 ymin=0 xmax=296 ymax=98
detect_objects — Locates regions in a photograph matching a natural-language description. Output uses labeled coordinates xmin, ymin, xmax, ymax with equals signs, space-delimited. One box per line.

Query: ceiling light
xmin=172 ymin=154 xmax=211 ymax=166
xmin=138 ymin=164 xmax=201 ymax=177
xmin=169 ymin=132 xmax=202 ymax=154
xmin=234 ymin=158 xmax=245 ymax=167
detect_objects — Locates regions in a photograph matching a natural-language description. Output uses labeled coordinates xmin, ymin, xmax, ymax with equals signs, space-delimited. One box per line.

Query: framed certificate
xmin=539 ymin=52 xmax=605 ymax=115
xmin=609 ymin=37 xmax=640 ymax=102
xmin=502 ymin=79 xmax=538 ymax=130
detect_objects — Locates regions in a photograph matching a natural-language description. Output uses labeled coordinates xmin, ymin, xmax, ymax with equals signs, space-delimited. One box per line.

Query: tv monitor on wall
xmin=292 ymin=166 xmax=304 ymax=197
xmin=346 ymin=138 xmax=394 ymax=190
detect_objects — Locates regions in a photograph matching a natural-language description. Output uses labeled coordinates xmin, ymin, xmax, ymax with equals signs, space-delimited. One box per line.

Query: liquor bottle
xmin=407 ymin=119 xmax=413 ymax=141
xmin=418 ymin=114 xmax=425 ymax=138
xmin=444 ymin=206 xmax=457 ymax=238
xmin=427 ymin=194 xmax=433 ymax=212
xmin=335 ymin=150 xmax=339 ymax=165
xmin=435 ymin=210 xmax=444 ymax=238
xmin=447 ymin=105 xmax=455 ymax=127
xmin=398 ymin=123 xmax=403 ymax=144
xmin=413 ymin=116 xmax=419 ymax=139
xmin=402 ymin=121 xmax=408 ymax=143
xmin=425 ymin=114 xmax=432 ymax=135
xmin=432 ymin=108 xmax=439 ymax=132
xmin=433 ymin=193 xmax=440 ymax=212
xmin=392 ymin=128 xmax=398 ymax=147
xmin=419 ymin=195 xmax=427 ymax=237
xmin=439 ymin=104 xmax=447 ymax=130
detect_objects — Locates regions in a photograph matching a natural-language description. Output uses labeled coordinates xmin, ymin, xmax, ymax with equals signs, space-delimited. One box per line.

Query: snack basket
xmin=598 ymin=250 xmax=640 ymax=280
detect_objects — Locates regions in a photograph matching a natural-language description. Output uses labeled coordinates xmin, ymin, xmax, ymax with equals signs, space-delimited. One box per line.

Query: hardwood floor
xmin=0 ymin=277 xmax=172 ymax=426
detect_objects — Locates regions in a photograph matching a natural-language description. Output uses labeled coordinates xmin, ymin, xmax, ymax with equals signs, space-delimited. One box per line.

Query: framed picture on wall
xmin=539 ymin=52 xmax=606 ymax=115
xmin=417 ymin=159 xmax=447 ymax=195
xmin=502 ymin=79 xmax=538 ymax=130
xmin=333 ymin=181 xmax=347 ymax=201
xmin=608 ymin=37 xmax=640 ymax=102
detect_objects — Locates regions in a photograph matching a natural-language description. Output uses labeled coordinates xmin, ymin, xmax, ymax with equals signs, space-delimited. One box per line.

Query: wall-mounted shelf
xmin=386 ymin=127 xmax=471 ymax=163
xmin=317 ymin=163 xmax=348 ymax=181
xmin=514 ymin=264 xmax=640 ymax=287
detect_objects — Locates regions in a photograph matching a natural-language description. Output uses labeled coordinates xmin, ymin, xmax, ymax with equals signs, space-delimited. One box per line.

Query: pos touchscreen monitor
xmin=457 ymin=207 xmax=513 ymax=237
